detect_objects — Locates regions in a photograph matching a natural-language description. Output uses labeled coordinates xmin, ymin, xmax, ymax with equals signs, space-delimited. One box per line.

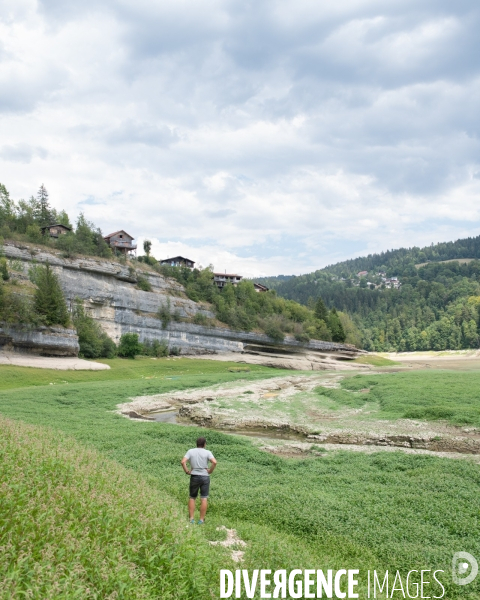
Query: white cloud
xmin=1 ymin=0 xmax=480 ymax=275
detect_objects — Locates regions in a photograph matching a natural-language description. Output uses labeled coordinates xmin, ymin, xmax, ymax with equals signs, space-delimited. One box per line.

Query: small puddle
xmin=149 ymin=410 xmax=180 ymax=423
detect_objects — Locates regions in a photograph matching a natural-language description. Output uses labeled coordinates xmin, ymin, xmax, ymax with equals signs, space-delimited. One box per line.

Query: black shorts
xmin=189 ymin=475 xmax=210 ymax=499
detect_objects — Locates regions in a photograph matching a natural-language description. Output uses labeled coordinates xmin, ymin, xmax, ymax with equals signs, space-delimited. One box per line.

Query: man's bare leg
xmin=188 ymin=498 xmax=196 ymax=520
xmin=200 ymin=498 xmax=208 ymax=521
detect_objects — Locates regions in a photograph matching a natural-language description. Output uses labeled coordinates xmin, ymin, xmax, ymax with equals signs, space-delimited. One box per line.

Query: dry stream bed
xmin=117 ymin=370 xmax=480 ymax=462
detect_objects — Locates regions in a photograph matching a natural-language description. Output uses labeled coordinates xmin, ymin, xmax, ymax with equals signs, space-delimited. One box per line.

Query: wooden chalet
xmin=103 ymin=230 xmax=137 ymax=255
xmin=41 ymin=223 xmax=72 ymax=238
xmin=160 ymin=256 xmax=195 ymax=269
xmin=213 ymin=272 xmax=243 ymax=289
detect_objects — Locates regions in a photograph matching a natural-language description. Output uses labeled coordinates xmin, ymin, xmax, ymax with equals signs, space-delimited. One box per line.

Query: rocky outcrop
xmin=3 ymin=243 xmax=365 ymax=366
xmin=0 ymin=325 xmax=79 ymax=356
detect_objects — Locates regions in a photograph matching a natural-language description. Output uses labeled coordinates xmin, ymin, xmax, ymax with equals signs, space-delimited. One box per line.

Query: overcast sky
xmin=1 ymin=1 xmax=479 ymax=275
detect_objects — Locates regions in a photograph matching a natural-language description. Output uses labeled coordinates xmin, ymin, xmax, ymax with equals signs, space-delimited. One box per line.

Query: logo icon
xmin=452 ymin=552 xmax=478 ymax=586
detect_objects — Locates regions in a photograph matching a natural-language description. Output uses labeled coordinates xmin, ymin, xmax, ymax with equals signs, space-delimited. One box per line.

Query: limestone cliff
xmin=2 ymin=243 xmax=364 ymax=368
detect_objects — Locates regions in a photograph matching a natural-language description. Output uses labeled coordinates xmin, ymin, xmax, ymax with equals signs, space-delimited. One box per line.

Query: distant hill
xmin=261 ymin=234 xmax=480 ymax=352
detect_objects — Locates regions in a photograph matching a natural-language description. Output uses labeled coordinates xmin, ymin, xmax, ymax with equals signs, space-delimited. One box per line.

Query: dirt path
xmin=118 ymin=372 xmax=480 ymax=456
xmin=0 ymin=353 xmax=110 ymax=370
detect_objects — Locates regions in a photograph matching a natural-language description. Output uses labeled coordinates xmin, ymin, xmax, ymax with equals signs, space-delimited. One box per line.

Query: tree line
xmin=0 ymin=183 xmax=112 ymax=258
xmin=259 ymin=246 xmax=480 ymax=351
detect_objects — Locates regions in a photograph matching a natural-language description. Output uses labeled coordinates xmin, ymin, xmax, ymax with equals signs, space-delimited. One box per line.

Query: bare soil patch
xmin=0 ymin=353 xmax=110 ymax=371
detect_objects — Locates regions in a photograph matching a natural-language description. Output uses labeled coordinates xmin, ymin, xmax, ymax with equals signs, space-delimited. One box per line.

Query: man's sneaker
xmin=198 ymin=520 xmax=205 ymax=525
xmin=189 ymin=519 xmax=195 ymax=524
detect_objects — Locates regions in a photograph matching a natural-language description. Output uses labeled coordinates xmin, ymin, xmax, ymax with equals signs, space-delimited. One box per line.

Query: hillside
xmin=257 ymin=234 xmax=480 ymax=352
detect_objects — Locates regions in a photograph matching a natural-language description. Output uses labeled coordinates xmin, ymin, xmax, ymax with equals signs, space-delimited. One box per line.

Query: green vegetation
xmin=0 ymin=183 xmax=112 ymax=258
xmin=72 ymin=301 xmax=116 ymax=358
xmin=258 ymin=234 xmax=480 ymax=352
xmin=0 ymin=360 xmax=479 ymax=598
xmin=340 ymin=370 xmax=480 ymax=425
xmin=0 ymin=357 xmax=273 ymax=391
xmin=117 ymin=332 xmax=142 ymax=358
xmin=156 ymin=265 xmax=354 ymax=344
xmin=0 ymin=416 xmax=221 ymax=599
xmin=353 ymin=354 xmax=400 ymax=366
xmin=33 ymin=263 xmax=70 ymax=327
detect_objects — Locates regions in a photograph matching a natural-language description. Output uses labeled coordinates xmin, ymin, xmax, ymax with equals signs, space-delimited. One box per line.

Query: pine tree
xmin=314 ymin=296 xmax=328 ymax=321
xmin=328 ymin=308 xmax=346 ymax=343
xmin=36 ymin=184 xmax=53 ymax=226
xmin=34 ymin=264 xmax=70 ymax=326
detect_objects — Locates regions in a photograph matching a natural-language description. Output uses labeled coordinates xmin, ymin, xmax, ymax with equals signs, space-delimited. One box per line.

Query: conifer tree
xmin=36 ymin=184 xmax=53 ymax=226
xmin=328 ymin=308 xmax=346 ymax=343
xmin=314 ymin=296 xmax=328 ymax=321
xmin=34 ymin=264 xmax=70 ymax=326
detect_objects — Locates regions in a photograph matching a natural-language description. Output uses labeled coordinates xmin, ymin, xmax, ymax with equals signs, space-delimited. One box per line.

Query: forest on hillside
xmin=257 ymin=237 xmax=480 ymax=352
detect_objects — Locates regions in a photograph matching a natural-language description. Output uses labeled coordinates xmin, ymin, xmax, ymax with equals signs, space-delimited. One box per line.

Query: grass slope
xmin=0 ymin=416 xmax=224 ymax=599
xmin=1 ymin=359 xmax=480 ymax=597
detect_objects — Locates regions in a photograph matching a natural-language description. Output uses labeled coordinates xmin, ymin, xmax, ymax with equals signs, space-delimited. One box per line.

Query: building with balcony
xmin=103 ymin=230 xmax=137 ymax=255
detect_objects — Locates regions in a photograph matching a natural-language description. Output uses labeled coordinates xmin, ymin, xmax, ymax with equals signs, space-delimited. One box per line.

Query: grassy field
xmin=1 ymin=358 xmax=480 ymax=598
xmin=341 ymin=370 xmax=480 ymax=425
xmin=0 ymin=357 xmax=272 ymax=391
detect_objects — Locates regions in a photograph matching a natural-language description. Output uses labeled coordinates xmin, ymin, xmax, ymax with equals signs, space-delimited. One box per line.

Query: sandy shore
xmin=0 ymin=353 xmax=110 ymax=370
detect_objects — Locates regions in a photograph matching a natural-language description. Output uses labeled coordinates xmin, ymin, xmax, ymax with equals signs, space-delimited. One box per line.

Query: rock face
xmin=0 ymin=325 xmax=79 ymax=356
xmin=2 ymin=243 xmax=365 ymax=366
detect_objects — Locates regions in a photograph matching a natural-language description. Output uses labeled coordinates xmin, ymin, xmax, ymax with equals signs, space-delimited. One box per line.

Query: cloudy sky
xmin=1 ymin=0 xmax=479 ymax=275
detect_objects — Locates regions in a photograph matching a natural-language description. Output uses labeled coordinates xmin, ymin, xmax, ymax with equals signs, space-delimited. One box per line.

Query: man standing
xmin=181 ymin=437 xmax=217 ymax=524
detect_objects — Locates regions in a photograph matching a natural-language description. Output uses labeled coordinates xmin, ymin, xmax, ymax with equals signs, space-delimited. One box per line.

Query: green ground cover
xmin=0 ymin=416 xmax=222 ymax=599
xmin=353 ymin=354 xmax=400 ymax=366
xmin=0 ymin=357 xmax=272 ymax=391
xmin=341 ymin=370 xmax=480 ymax=425
xmin=1 ymin=360 xmax=480 ymax=598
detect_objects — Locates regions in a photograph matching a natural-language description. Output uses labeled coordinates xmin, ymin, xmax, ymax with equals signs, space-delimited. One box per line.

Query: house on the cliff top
xmin=159 ymin=256 xmax=195 ymax=269
xmin=41 ymin=223 xmax=72 ymax=238
xmin=213 ymin=272 xmax=243 ymax=289
xmin=103 ymin=230 xmax=137 ymax=255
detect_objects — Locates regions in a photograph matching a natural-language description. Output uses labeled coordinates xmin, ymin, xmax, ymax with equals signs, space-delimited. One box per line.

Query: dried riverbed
xmin=117 ymin=372 xmax=480 ymax=459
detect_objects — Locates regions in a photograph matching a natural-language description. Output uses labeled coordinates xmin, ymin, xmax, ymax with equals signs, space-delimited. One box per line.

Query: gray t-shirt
xmin=184 ymin=448 xmax=215 ymax=476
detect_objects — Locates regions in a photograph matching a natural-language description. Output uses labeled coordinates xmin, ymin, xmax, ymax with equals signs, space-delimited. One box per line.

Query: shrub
xmin=0 ymin=257 xmax=9 ymax=281
xmin=157 ymin=299 xmax=172 ymax=329
xmin=0 ymin=280 xmax=38 ymax=324
xmin=264 ymin=321 xmax=285 ymax=342
xmin=26 ymin=224 xmax=42 ymax=243
xmin=294 ymin=331 xmax=310 ymax=343
xmin=137 ymin=275 xmax=152 ymax=292
xmin=169 ymin=345 xmax=181 ymax=356
xmin=142 ymin=339 xmax=169 ymax=357
xmin=72 ymin=301 xmax=116 ymax=358
xmin=193 ymin=312 xmax=208 ymax=326
xmin=34 ymin=264 xmax=70 ymax=327
xmin=118 ymin=333 xmax=141 ymax=359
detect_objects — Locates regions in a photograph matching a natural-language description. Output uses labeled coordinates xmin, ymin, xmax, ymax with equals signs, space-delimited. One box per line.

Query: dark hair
xmin=196 ymin=437 xmax=206 ymax=448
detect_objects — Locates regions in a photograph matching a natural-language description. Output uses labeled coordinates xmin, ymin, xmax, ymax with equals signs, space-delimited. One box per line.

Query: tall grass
xmin=0 ymin=416 xmax=224 ymax=599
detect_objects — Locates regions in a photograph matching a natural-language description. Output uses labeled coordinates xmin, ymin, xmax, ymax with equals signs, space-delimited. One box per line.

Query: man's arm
xmin=181 ymin=456 xmax=191 ymax=475
xmin=207 ymin=457 xmax=217 ymax=475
